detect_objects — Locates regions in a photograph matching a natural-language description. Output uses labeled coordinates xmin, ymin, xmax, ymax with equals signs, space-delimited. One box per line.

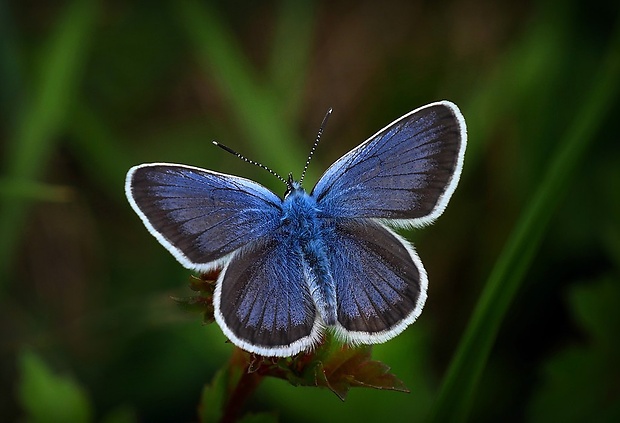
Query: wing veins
xmin=151 ymin=179 xmax=280 ymax=208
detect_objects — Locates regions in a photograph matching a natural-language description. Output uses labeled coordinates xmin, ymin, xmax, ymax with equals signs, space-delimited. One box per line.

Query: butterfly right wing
xmin=125 ymin=163 xmax=283 ymax=272
xmin=311 ymin=101 xmax=466 ymax=228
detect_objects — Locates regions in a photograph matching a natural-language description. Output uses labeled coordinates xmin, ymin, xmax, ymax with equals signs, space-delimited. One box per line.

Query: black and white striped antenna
xmin=213 ymin=107 xmax=333 ymax=188
xmin=212 ymin=141 xmax=287 ymax=185
xmin=299 ymin=107 xmax=332 ymax=186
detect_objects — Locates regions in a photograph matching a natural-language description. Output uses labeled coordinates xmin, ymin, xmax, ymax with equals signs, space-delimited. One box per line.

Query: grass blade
xmin=0 ymin=0 xmax=97 ymax=291
xmin=429 ymin=20 xmax=620 ymax=423
xmin=267 ymin=0 xmax=315 ymax=121
xmin=176 ymin=0 xmax=314 ymax=181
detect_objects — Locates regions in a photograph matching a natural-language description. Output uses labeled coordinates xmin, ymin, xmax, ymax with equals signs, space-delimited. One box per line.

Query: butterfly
xmin=125 ymin=101 xmax=467 ymax=357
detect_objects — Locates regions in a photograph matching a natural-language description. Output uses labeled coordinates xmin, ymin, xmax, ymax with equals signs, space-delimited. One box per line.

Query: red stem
xmin=220 ymin=363 xmax=265 ymax=423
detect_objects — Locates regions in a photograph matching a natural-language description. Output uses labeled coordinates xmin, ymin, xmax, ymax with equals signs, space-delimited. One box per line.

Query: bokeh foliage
xmin=1 ymin=0 xmax=619 ymax=422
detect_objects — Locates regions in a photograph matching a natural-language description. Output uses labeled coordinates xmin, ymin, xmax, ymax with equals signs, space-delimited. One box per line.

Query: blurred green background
xmin=1 ymin=0 xmax=619 ymax=422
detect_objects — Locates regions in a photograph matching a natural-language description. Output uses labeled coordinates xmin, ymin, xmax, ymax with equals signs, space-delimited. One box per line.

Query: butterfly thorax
xmin=281 ymin=185 xmax=338 ymax=326
xmin=281 ymin=186 xmax=317 ymax=238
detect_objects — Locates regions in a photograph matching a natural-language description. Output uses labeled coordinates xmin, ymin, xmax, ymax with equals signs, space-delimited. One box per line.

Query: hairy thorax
xmin=281 ymin=187 xmax=337 ymax=325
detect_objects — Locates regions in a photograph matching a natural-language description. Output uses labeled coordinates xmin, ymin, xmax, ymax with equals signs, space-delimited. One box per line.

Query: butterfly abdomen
xmin=281 ymin=188 xmax=337 ymax=326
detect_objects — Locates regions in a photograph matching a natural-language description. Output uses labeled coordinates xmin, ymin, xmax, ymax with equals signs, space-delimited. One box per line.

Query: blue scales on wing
xmin=312 ymin=102 xmax=465 ymax=227
xmin=126 ymin=164 xmax=283 ymax=270
xmin=215 ymin=234 xmax=321 ymax=356
xmin=323 ymin=219 xmax=426 ymax=344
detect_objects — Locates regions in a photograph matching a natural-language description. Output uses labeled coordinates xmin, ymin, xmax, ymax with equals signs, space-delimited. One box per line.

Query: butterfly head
xmin=284 ymin=173 xmax=305 ymax=198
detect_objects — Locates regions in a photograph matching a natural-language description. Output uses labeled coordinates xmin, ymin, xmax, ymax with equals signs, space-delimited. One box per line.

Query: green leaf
xmin=17 ymin=349 xmax=93 ymax=423
xmin=199 ymin=361 xmax=246 ymax=423
xmin=199 ymin=368 xmax=228 ymax=423
xmin=527 ymin=278 xmax=620 ymax=423
xmin=569 ymin=278 xmax=620 ymax=346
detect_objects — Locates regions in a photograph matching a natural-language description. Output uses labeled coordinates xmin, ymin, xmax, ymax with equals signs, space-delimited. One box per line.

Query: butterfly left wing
xmin=324 ymin=219 xmax=427 ymax=343
xmin=215 ymin=233 xmax=322 ymax=357
xmin=312 ymin=101 xmax=466 ymax=228
xmin=125 ymin=163 xmax=283 ymax=271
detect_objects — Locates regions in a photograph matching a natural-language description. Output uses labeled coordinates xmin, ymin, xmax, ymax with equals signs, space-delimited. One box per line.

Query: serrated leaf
xmin=313 ymin=344 xmax=409 ymax=400
xmin=17 ymin=349 xmax=93 ymax=423
xmin=222 ymin=335 xmax=408 ymax=401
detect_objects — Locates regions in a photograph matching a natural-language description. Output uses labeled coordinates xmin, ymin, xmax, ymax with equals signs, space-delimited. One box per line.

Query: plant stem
xmin=220 ymin=352 xmax=266 ymax=423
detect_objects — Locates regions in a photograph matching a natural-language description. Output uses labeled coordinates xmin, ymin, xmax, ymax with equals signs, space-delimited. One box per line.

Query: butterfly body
xmin=126 ymin=101 xmax=467 ymax=357
xmin=280 ymin=185 xmax=338 ymax=326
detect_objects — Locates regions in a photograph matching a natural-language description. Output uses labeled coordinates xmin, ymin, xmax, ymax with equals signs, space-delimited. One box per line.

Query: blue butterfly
xmin=125 ymin=101 xmax=467 ymax=357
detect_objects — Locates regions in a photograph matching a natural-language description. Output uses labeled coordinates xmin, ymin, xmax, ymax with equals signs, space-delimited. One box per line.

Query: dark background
xmin=1 ymin=0 xmax=619 ymax=422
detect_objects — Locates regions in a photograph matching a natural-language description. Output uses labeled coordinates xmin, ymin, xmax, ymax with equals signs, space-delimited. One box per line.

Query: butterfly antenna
xmin=299 ymin=107 xmax=332 ymax=185
xmin=212 ymin=141 xmax=287 ymax=185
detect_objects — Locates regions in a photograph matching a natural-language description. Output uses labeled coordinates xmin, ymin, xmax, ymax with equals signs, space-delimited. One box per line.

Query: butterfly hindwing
xmin=214 ymin=234 xmax=321 ymax=356
xmin=312 ymin=101 xmax=466 ymax=227
xmin=126 ymin=163 xmax=283 ymax=271
xmin=323 ymin=219 xmax=427 ymax=344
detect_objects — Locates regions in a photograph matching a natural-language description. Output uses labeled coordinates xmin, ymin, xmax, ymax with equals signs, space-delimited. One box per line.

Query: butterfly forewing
xmin=312 ymin=101 xmax=466 ymax=227
xmin=126 ymin=163 xmax=283 ymax=271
